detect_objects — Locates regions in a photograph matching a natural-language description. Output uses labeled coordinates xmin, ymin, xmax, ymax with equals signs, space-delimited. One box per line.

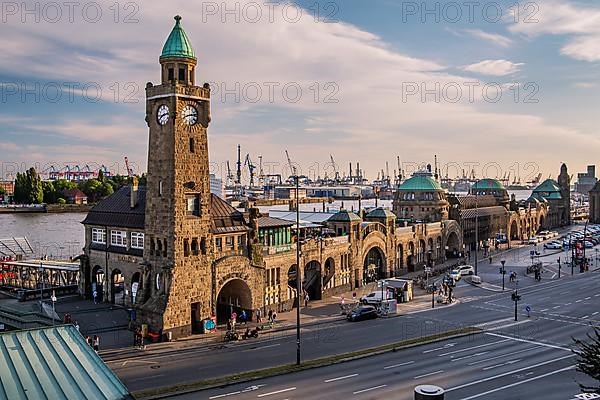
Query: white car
xmin=450 ymin=269 xmax=462 ymax=281
xmin=527 ymin=237 xmax=539 ymax=245
xmin=360 ymin=291 xmax=393 ymax=305
xmin=544 ymin=241 xmax=562 ymax=249
xmin=456 ymin=265 xmax=475 ymax=276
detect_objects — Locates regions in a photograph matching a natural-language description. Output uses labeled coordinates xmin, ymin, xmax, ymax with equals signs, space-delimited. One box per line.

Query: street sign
xmin=525 ymin=305 xmax=531 ymax=312
xmin=424 ymin=267 xmax=432 ymax=273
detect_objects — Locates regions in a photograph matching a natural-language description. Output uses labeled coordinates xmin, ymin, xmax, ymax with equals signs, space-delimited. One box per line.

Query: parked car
xmin=360 ymin=290 xmax=393 ymax=305
xmin=527 ymin=237 xmax=539 ymax=245
xmin=544 ymin=241 xmax=562 ymax=249
xmin=456 ymin=265 xmax=475 ymax=276
xmin=346 ymin=305 xmax=378 ymax=322
xmin=538 ymin=231 xmax=552 ymax=240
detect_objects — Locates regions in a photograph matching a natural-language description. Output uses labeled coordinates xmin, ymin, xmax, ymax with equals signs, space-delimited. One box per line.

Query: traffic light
xmin=511 ymin=292 xmax=521 ymax=301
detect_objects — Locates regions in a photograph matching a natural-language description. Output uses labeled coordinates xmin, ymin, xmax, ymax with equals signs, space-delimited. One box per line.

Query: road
xmin=105 ymin=225 xmax=600 ymax=398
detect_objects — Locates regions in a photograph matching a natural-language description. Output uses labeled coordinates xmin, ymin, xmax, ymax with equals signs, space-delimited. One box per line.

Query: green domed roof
xmin=472 ymin=179 xmax=505 ymax=191
xmin=161 ymin=16 xmax=196 ymax=61
xmin=328 ymin=210 xmax=361 ymax=223
xmin=366 ymin=208 xmax=396 ymax=219
xmin=398 ymin=172 xmax=442 ymax=191
xmin=533 ymin=179 xmax=561 ymax=193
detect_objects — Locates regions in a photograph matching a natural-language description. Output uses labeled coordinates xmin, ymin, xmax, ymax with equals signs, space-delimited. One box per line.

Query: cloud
xmin=464 ymin=29 xmax=513 ymax=48
xmin=574 ymin=82 xmax=598 ymax=89
xmin=462 ymin=60 xmax=523 ymax=76
xmin=508 ymin=0 xmax=600 ymax=62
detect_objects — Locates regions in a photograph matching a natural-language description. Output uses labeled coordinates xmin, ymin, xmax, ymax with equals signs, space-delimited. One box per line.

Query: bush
xmin=57 ymin=198 xmax=66 ymax=205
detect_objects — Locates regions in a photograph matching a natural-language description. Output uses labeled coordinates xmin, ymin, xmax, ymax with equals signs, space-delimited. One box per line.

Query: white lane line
xmin=489 ymin=320 xmax=530 ymax=331
xmin=485 ymin=332 xmax=571 ymax=351
xmin=209 ymin=391 xmax=241 ymax=399
xmin=553 ymin=306 xmax=561 ymax=309
xmin=446 ymin=354 xmax=575 ymax=393
xmin=437 ymin=339 xmax=510 ymax=357
xmin=242 ymin=344 xmax=280 ymax=352
xmin=474 ymin=318 xmax=513 ymax=328
xmin=257 ymin=387 xmax=296 ymax=397
xmin=586 ymin=297 xmax=592 ymax=300
xmin=482 ymin=359 xmax=520 ymax=370
xmin=353 ymin=385 xmax=387 ymax=395
xmin=582 ymin=315 xmax=590 ymax=319
xmin=595 ymin=294 xmax=600 ymax=297
xmin=129 ymin=374 xmax=165 ymax=382
xmin=383 ymin=361 xmax=414 ymax=370
xmin=540 ymin=309 xmax=548 ymax=312
xmin=451 ymin=352 xmax=489 ymax=362
xmin=468 ymin=348 xmax=538 ymax=366
xmin=459 ymin=365 xmax=575 ymax=400
xmin=422 ymin=343 xmax=456 ymax=353
xmin=576 ymin=300 xmax=583 ymax=303
xmin=324 ymin=374 xmax=358 ymax=383
xmin=565 ymin=303 xmax=572 ymax=306
xmin=414 ymin=370 xmax=444 ymax=379
xmin=593 ymin=312 xmax=599 ymax=316
xmin=559 ymin=291 xmax=569 ymax=295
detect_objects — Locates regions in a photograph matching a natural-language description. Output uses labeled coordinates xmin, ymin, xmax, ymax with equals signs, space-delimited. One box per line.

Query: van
xmin=360 ymin=290 xmax=394 ymax=305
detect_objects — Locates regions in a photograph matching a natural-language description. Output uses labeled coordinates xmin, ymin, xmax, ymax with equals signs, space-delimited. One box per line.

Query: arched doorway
xmin=407 ymin=242 xmax=415 ymax=272
xmin=539 ymin=215 xmax=546 ymax=231
xmin=446 ymin=232 xmax=459 ymax=258
xmin=91 ymin=265 xmax=104 ymax=302
xmin=510 ymin=220 xmax=519 ymax=240
xmin=216 ymin=279 xmax=253 ymax=324
xmin=131 ymin=272 xmax=141 ymax=305
xmin=304 ymin=261 xmax=322 ymax=301
xmin=427 ymin=238 xmax=434 ymax=266
xmin=397 ymin=244 xmax=404 ymax=270
xmin=363 ymin=247 xmax=386 ymax=283
xmin=111 ymin=269 xmax=124 ymax=304
xmin=323 ymin=258 xmax=335 ymax=289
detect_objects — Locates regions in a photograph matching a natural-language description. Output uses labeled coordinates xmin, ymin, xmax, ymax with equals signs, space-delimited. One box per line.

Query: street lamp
xmin=294 ymin=173 xmax=302 ymax=366
xmin=512 ymin=280 xmax=521 ymax=321
xmin=500 ymin=259 xmax=506 ymax=291
xmin=39 ymin=262 xmax=44 ymax=313
xmin=557 ymin=257 xmax=561 ymax=279
xmin=474 ymin=183 xmax=479 ymax=276
xmin=51 ymin=290 xmax=57 ymax=326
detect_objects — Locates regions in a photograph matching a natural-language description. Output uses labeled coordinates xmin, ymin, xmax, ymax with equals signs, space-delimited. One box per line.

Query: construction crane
xmin=258 ymin=155 xmax=265 ymax=187
xmin=330 ymin=155 xmax=339 ymax=181
xmin=226 ymin=161 xmax=234 ymax=186
xmin=285 ymin=149 xmax=296 ymax=177
xmin=244 ymin=154 xmax=256 ymax=187
xmin=124 ymin=157 xmax=132 ymax=176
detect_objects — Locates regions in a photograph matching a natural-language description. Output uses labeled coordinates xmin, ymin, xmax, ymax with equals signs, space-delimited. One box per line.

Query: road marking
xmin=485 ymin=332 xmax=571 ymax=351
xmin=242 ymin=344 xmax=280 ymax=352
xmin=468 ymin=348 xmax=538 ymax=366
xmin=553 ymin=306 xmax=561 ymax=309
xmin=128 ymin=374 xmax=165 ymax=382
xmin=565 ymin=303 xmax=572 ymax=306
xmin=586 ymin=297 xmax=592 ymax=300
xmin=209 ymin=391 xmax=241 ymax=399
xmin=595 ymin=294 xmax=600 ymax=297
xmin=324 ymin=374 xmax=358 ymax=383
xmin=414 ymin=370 xmax=444 ymax=379
xmin=353 ymin=385 xmax=387 ymax=395
xmin=451 ymin=352 xmax=489 ymax=362
xmin=559 ymin=291 xmax=569 ymax=295
xmin=423 ymin=343 xmax=456 ymax=353
xmin=540 ymin=309 xmax=548 ymax=312
xmin=593 ymin=312 xmax=599 ymax=316
xmin=459 ymin=365 xmax=575 ymax=400
xmin=446 ymin=354 xmax=575 ymax=393
xmin=257 ymin=387 xmax=296 ymax=397
xmin=488 ymin=320 xmax=530 ymax=331
xmin=383 ymin=361 xmax=414 ymax=370
xmin=473 ymin=318 xmax=513 ymax=328
xmin=576 ymin=300 xmax=582 ymax=303
xmin=582 ymin=315 xmax=590 ymax=319
xmin=482 ymin=359 xmax=520 ymax=370
xmin=437 ymin=339 xmax=510 ymax=357
xmin=121 ymin=359 xmax=158 ymax=366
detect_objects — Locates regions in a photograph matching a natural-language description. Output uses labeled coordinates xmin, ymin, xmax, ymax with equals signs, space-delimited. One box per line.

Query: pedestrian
xmin=272 ymin=311 xmax=277 ymax=324
xmin=438 ymin=285 xmax=443 ymax=296
xmin=489 ymin=256 xmax=492 ymax=264
xmin=240 ymin=310 xmax=247 ymax=325
xmin=268 ymin=309 xmax=273 ymax=323
xmin=256 ymin=308 xmax=262 ymax=323
xmin=304 ymin=293 xmax=309 ymax=308
xmin=226 ymin=318 xmax=232 ymax=332
xmin=93 ymin=290 xmax=98 ymax=304
xmin=133 ymin=329 xmax=139 ymax=348
xmin=352 ymin=292 xmax=357 ymax=302
xmin=74 ymin=321 xmax=80 ymax=332
xmin=86 ymin=335 xmax=92 ymax=346
xmin=93 ymin=335 xmax=99 ymax=353
xmin=341 ymin=295 xmax=345 ymax=306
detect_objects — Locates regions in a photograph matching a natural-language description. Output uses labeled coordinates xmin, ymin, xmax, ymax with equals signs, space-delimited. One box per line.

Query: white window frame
xmin=92 ymin=228 xmax=106 ymax=244
xmin=111 ymin=230 xmax=127 ymax=247
xmin=131 ymin=232 xmax=144 ymax=249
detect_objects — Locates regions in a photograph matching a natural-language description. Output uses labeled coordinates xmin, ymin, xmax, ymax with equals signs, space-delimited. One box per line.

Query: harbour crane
xmin=258 ymin=155 xmax=265 ymax=186
xmin=330 ymin=155 xmax=339 ymax=181
xmin=124 ymin=157 xmax=132 ymax=176
xmin=236 ymin=145 xmax=242 ymax=185
xmin=244 ymin=154 xmax=256 ymax=187
xmin=285 ymin=149 xmax=296 ymax=177
xmin=226 ymin=161 xmax=234 ymax=186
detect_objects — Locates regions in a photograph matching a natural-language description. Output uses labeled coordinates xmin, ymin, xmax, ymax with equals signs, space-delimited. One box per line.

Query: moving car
xmin=544 ymin=241 xmax=562 ymax=249
xmin=360 ymin=291 xmax=393 ymax=305
xmin=346 ymin=305 xmax=378 ymax=322
xmin=455 ymin=265 xmax=475 ymax=276
xmin=527 ymin=237 xmax=539 ymax=245
xmin=450 ymin=269 xmax=462 ymax=281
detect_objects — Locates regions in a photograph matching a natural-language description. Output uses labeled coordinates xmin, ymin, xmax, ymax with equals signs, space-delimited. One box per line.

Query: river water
xmin=0 ymin=191 xmax=532 ymax=260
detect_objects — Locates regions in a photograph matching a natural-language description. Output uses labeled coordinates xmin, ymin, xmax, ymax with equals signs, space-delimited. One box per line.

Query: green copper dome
xmin=472 ymin=178 xmax=505 ymax=191
xmin=398 ymin=172 xmax=443 ymax=191
xmin=533 ymin=179 xmax=561 ymax=194
xmin=160 ymin=15 xmax=196 ymax=61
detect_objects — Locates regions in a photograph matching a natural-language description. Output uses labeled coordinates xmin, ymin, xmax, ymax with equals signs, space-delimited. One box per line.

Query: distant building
xmin=305 ymin=185 xmax=361 ymax=199
xmin=589 ymin=181 xmax=600 ymax=224
xmin=575 ymin=165 xmax=597 ymax=195
xmin=0 ymin=180 xmax=14 ymax=203
xmin=209 ymin=174 xmax=224 ymax=198
xmin=62 ymin=188 xmax=88 ymax=205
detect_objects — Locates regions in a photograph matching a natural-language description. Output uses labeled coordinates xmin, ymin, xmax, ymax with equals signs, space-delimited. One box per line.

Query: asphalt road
xmin=106 ymin=225 xmax=600 ymax=398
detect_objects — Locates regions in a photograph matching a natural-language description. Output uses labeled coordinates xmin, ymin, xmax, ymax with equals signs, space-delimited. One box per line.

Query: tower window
xmin=184 ymin=239 xmax=190 ymax=256
xmin=168 ymin=68 xmax=174 ymax=81
xmin=159 ymin=181 xmax=163 ymax=196
xmin=191 ymin=238 xmax=198 ymax=255
xmin=201 ymin=238 xmax=207 ymax=255
xmin=186 ymin=194 xmax=200 ymax=216
xmin=189 ymin=137 xmax=195 ymax=153
xmin=179 ymin=68 xmax=185 ymax=81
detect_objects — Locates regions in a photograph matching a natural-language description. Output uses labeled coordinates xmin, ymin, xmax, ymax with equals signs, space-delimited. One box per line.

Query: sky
xmin=1 ymin=0 xmax=600 ymax=184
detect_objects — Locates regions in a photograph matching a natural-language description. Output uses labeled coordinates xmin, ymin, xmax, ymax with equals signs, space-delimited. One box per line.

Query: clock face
xmin=181 ymin=105 xmax=198 ymax=126
xmin=157 ymin=105 xmax=169 ymax=125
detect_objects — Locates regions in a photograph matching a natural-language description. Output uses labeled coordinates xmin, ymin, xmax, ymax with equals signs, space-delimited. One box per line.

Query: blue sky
xmin=1 ymin=0 xmax=599 ymax=184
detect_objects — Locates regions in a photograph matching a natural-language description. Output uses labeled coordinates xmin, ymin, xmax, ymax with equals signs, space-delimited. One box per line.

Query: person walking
xmin=304 ymin=293 xmax=309 ymax=308
xmin=268 ymin=309 xmax=273 ymax=323
xmin=93 ymin=290 xmax=98 ymax=304
xmin=74 ymin=321 xmax=80 ymax=332
xmin=86 ymin=336 xmax=92 ymax=347
xmin=93 ymin=335 xmax=100 ymax=353
xmin=256 ymin=308 xmax=262 ymax=323
xmin=240 ymin=310 xmax=247 ymax=325
xmin=272 ymin=311 xmax=277 ymax=324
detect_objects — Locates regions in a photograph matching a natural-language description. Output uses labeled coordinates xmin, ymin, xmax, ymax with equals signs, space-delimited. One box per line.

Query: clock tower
xmin=141 ymin=15 xmax=213 ymax=338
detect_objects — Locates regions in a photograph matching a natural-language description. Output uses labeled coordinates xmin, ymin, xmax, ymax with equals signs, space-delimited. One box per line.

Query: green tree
xmin=14 ymin=172 xmax=26 ymax=203
xmin=25 ymin=168 xmax=43 ymax=204
xmin=42 ymin=181 xmax=57 ymax=203
xmin=57 ymin=197 xmax=66 ymax=205
xmin=573 ymin=326 xmax=600 ymax=393
xmin=79 ymin=179 xmax=102 ymax=202
xmin=54 ymin=179 xmax=77 ymax=193
xmin=98 ymin=169 xmax=105 ymax=183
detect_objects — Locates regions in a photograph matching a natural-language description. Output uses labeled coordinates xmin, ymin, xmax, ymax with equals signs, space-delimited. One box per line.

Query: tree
xmin=54 ymin=179 xmax=77 ymax=193
xmin=573 ymin=326 xmax=600 ymax=393
xmin=42 ymin=181 xmax=57 ymax=203
xmin=79 ymin=179 xmax=102 ymax=203
xmin=26 ymin=168 xmax=43 ymax=204
xmin=98 ymin=169 xmax=105 ymax=183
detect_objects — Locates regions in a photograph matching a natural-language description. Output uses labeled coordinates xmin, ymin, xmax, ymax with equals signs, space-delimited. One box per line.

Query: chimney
xmin=130 ymin=176 xmax=139 ymax=209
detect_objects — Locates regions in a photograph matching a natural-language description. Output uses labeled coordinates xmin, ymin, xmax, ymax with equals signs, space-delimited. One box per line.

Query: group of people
xmin=85 ymin=335 xmax=100 ymax=353
xmin=509 ymin=271 xmax=518 ymax=282
xmin=133 ymin=327 xmax=145 ymax=350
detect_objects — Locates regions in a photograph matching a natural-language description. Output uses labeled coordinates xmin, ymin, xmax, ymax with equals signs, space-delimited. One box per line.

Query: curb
xmin=132 ymin=327 xmax=482 ymax=399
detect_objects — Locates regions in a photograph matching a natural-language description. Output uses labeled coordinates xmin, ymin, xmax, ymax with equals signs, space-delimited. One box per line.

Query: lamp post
xmin=295 ymin=173 xmax=302 ymax=366
xmin=512 ymin=280 xmax=521 ymax=321
xmin=39 ymin=262 xmax=44 ymax=312
xmin=557 ymin=257 xmax=561 ymax=279
xmin=500 ymin=259 xmax=506 ymax=291
xmin=474 ymin=182 xmax=479 ymax=276
xmin=51 ymin=290 xmax=57 ymax=326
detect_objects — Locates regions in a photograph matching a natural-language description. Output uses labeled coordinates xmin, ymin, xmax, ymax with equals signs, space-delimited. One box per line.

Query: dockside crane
xmin=244 ymin=154 xmax=256 ymax=187
xmin=124 ymin=157 xmax=133 ymax=176
xmin=258 ymin=155 xmax=265 ymax=187
xmin=236 ymin=145 xmax=242 ymax=185
xmin=285 ymin=149 xmax=297 ymax=177
xmin=226 ymin=161 xmax=235 ymax=186
xmin=330 ymin=155 xmax=340 ymax=181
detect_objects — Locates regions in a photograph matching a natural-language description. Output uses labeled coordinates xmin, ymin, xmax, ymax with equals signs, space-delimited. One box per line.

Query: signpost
xmin=500 ymin=259 xmax=506 ymax=291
